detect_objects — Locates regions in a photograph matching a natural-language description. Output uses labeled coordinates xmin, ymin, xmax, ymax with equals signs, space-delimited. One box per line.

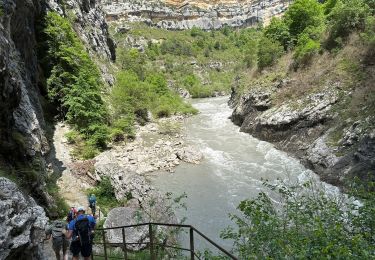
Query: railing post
xmin=122 ymin=227 xmax=128 ymax=260
xmin=149 ymin=223 xmax=156 ymax=260
xmin=102 ymin=230 xmax=108 ymax=260
xmin=190 ymin=227 xmax=195 ymax=260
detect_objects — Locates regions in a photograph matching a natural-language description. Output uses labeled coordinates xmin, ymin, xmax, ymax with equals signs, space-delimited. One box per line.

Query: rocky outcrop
xmin=0 ymin=0 xmax=48 ymax=160
xmin=102 ymin=0 xmax=289 ymax=30
xmin=230 ymin=85 xmax=375 ymax=186
xmin=59 ymin=0 xmax=116 ymax=61
xmin=0 ymin=177 xmax=48 ymax=259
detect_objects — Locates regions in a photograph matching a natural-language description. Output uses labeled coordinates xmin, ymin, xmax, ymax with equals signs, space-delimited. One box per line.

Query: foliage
xmin=87 ymin=177 xmax=119 ymax=216
xmin=118 ymin=48 xmax=147 ymax=80
xmin=221 ymin=180 xmax=375 ymax=259
xmin=160 ymin=38 xmax=192 ymax=56
xmin=293 ymin=26 xmax=324 ymax=67
xmin=40 ymin=12 xmax=108 ymax=154
xmin=264 ymin=17 xmax=291 ymax=50
xmin=257 ymin=36 xmax=284 ymax=69
xmin=285 ymin=0 xmax=324 ymax=40
xmin=326 ymin=0 xmax=371 ymax=49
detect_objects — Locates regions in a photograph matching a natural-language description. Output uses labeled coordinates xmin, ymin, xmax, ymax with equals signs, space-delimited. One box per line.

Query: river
xmin=151 ymin=96 xmax=329 ymax=252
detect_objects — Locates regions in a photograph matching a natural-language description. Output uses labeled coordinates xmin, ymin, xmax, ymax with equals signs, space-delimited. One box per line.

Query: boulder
xmin=103 ymin=207 xmax=149 ymax=251
xmin=176 ymin=146 xmax=203 ymax=164
xmin=0 ymin=177 xmax=48 ymax=259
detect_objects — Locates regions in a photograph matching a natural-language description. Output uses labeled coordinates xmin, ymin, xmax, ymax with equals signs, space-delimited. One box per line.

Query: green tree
xmin=257 ymin=36 xmax=284 ymax=69
xmin=285 ymin=0 xmax=324 ymax=40
xmin=264 ymin=17 xmax=291 ymax=50
xmin=326 ymin=0 xmax=371 ymax=48
xmin=41 ymin=12 xmax=108 ymax=149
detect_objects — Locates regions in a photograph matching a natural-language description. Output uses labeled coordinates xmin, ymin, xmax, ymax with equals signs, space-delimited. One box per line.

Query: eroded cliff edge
xmin=229 ymin=46 xmax=375 ymax=188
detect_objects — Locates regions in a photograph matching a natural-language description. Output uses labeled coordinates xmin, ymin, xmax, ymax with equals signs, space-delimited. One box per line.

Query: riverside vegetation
xmin=34 ymin=0 xmax=375 ymax=258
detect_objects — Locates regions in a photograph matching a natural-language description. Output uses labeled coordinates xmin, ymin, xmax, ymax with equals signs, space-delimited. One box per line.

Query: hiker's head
xmin=91 ymin=194 xmax=95 ymax=197
xmin=77 ymin=206 xmax=85 ymax=215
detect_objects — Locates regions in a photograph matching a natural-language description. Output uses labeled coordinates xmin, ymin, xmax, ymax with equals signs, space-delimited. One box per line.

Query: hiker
xmin=88 ymin=194 xmax=96 ymax=215
xmin=64 ymin=206 xmax=96 ymax=260
xmin=67 ymin=206 xmax=77 ymax=223
xmin=45 ymin=214 xmax=70 ymax=260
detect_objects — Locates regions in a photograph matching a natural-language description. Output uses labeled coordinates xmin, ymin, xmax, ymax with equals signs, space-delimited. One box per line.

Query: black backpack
xmin=75 ymin=216 xmax=91 ymax=245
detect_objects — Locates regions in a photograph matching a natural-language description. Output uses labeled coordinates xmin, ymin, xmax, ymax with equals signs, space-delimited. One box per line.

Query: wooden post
xmin=122 ymin=227 xmax=128 ymax=260
xmin=149 ymin=224 xmax=156 ymax=260
xmin=190 ymin=227 xmax=195 ymax=260
xmin=102 ymin=230 xmax=108 ymax=260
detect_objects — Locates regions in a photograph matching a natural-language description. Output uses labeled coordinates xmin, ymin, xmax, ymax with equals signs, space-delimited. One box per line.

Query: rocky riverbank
xmin=230 ymin=80 xmax=375 ymax=188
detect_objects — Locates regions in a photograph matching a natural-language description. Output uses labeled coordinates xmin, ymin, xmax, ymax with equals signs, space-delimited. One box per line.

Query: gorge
xmin=0 ymin=0 xmax=374 ymax=259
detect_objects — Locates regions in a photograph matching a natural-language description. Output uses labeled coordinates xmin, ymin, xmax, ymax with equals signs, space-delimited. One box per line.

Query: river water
xmin=151 ymin=96 xmax=327 ymax=252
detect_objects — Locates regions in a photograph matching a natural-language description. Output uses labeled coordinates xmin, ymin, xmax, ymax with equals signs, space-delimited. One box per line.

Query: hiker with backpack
xmin=88 ymin=194 xmax=96 ymax=216
xmin=45 ymin=214 xmax=70 ymax=260
xmin=64 ymin=206 xmax=96 ymax=260
xmin=67 ymin=206 xmax=78 ymax=223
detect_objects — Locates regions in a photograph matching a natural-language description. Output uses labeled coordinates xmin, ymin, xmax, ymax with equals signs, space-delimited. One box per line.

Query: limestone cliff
xmin=102 ymin=0 xmax=288 ymax=30
xmin=0 ymin=0 xmax=115 ymax=258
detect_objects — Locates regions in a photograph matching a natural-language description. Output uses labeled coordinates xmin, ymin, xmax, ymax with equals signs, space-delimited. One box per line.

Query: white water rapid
xmin=151 ymin=96 xmax=339 ymax=252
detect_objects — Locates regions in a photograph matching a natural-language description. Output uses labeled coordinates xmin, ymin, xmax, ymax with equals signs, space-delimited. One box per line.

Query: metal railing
xmin=93 ymin=222 xmax=237 ymax=260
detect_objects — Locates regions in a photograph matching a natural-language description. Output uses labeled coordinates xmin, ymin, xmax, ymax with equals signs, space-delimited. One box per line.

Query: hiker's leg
xmin=70 ymin=241 xmax=80 ymax=260
xmin=54 ymin=250 xmax=61 ymax=260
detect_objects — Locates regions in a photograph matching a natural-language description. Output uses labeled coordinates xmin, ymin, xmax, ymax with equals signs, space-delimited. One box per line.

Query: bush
xmin=160 ymin=38 xmax=192 ymax=56
xmin=264 ymin=17 xmax=291 ymax=50
xmin=285 ymin=0 xmax=324 ymax=40
xmin=118 ymin=48 xmax=146 ymax=80
xmin=257 ymin=36 xmax=284 ymax=70
xmin=222 ymin=180 xmax=375 ymax=259
xmin=294 ymin=34 xmax=321 ymax=67
xmin=86 ymin=124 xmax=110 ymax=149
xmin=190 ymin=26 xmax=204 ymax=37
xmin=293 ymin=26 xmax=324 ymax=67
xmin=326 ymin=0 xmax=371 ymax=49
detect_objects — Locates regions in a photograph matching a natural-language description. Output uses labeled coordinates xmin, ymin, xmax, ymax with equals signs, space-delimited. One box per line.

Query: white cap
xmin=77 ymin=206 xmax=85 ymax=212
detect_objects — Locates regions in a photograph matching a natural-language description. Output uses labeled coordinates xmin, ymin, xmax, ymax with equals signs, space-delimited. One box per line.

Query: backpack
xmin=74 ymin=216 xmax=91 ymax=245
xmin=51 ymin=221 xmax=65 ymax=248
xmin=89 ymin=196 xmax=96 ymax=207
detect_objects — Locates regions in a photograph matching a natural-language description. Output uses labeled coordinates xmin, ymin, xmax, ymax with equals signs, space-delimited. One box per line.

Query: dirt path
xmin=53 ymin=123 xmax=90 ymax=210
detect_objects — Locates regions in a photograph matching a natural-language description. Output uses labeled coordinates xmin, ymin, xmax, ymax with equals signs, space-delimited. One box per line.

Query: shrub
xmin=264 ymin=17 xmax=291 ymax=50
xmin=160 ymin=38 xmax=192 ymax=56
xmin=86 ymin=124 xmax=110 ymax=149
xmin=190 ymin=26 xmax=204 ymax=37
xmin=285 ymin=0 xmax=324 ymax=40
xmin=294 ymin=34 xmax=321 ymax=67
xmin=257 ymin=36 xmax=284 ymax=70
xmin=326 ymin=0 xmax=371 ymax=49
xmin=65 ymin=130 xmax=81 ymax=144
xmin=293 ymin=26 xmax=324 ymax=67
xmin=222 ymin=180 xmax=375 ymax=259
xmin=118 ymin=48 xmax=146 ymax=80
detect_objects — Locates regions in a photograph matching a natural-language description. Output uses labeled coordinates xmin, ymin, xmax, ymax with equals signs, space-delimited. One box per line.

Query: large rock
xmin=0 ymin=177 xmax=48 ymax=259
xmin=95 ymin=157 xmax=154 ymax=202
xmin=103 ymin=207 xmax=149 ymax=251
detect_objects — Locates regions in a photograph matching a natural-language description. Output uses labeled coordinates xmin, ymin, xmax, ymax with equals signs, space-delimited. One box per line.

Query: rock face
xmin=102 ymin=0 xmax=289 ymax=30
xmin=230 ymin=85 xmax=375 ymax=186
xmin=0 ymin=177 xmax=48 ymax=259
xmin=61 ymin=0 xmax=116 ymax=61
